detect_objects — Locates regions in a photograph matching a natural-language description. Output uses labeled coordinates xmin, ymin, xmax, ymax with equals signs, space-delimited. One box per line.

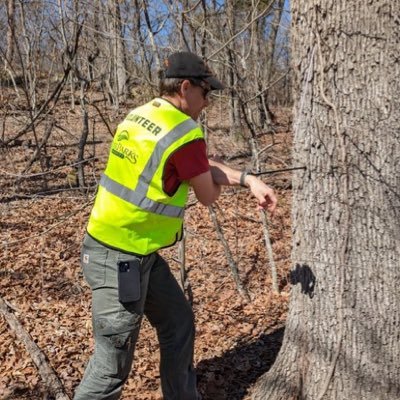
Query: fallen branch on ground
xmin=0 ymin=296 xmax=71 ymax=400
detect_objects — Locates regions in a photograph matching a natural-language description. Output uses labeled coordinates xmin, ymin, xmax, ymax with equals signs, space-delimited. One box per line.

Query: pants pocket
xmin=81 ymin=243 xmax=108 ymax=289
xmin=94 ymin=317 xmax=135 ymax=348
xmin=93 ymin=312 xmax=141 ymax=378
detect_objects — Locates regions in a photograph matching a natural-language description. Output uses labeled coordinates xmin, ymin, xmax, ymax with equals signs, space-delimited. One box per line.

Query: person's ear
xmin=180 ymin=79 xmax=191 ymax=97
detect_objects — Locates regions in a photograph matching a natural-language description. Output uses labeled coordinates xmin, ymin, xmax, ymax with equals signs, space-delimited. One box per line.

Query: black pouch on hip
xmin=117 ymin=259 xmax=141 ymax=303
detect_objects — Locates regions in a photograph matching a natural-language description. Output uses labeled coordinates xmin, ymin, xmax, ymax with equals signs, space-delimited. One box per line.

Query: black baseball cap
xmin=163 ymin=51 xmax=225 ymax=90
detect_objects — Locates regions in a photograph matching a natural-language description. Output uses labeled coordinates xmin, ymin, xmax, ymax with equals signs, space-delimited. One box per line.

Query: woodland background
xmin=1 ymin=1 xmax=295 ymax=399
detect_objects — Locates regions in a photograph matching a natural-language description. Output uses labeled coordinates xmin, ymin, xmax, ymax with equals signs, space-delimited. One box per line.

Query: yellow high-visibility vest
xmin=87 ymin=98 xmax=204 ymax=255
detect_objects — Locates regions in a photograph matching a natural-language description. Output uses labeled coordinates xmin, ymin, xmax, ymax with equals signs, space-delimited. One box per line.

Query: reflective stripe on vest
xmin=99 ymin=118 xmax=198 ymax=218
xmin=100 ymin=174 xmax=184 ymax=218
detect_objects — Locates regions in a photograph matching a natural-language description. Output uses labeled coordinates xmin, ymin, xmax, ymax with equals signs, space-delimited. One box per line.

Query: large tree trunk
xmin=253 ymin=1 xmax=400 ymax=399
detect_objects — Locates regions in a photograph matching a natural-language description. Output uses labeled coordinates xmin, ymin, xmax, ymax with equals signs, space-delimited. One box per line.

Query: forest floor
xmin=0 ymin=91 xmax=294 ymax=400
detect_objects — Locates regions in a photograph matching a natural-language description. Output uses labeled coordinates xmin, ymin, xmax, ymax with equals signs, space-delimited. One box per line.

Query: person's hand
xmin=246 ymin=175 xmax=277 ymax=215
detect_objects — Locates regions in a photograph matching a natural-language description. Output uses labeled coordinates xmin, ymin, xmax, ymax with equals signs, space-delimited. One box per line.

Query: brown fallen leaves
xmin=0 ymin=110 xmax=293 ymax=400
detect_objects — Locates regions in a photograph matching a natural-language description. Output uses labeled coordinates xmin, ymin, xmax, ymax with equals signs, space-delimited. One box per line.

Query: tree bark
xmin=5 ymin=0 xmax=15 ymax=68
xmin=143 ymin=0 xmax=161 ymax=75
xmin=257 ymin=0 xmax=284 ymax=131
xmin=225 ymin=0 xmax=243 ymax=138
xmin=110 ymin=0 xmax=127 ymax=102
xmin=253 ymin=1 xmax=400 ymax=399
xmin=77 ymin=101 xmax=89 ymax=190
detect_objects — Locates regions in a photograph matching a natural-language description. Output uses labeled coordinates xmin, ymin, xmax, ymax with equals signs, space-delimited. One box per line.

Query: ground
xmin=0 ymin=90 xmax=293 ymax=400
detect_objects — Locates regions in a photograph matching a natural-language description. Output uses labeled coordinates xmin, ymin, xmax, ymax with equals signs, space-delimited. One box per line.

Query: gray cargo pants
xmin=74 ymin=234 xmax=198 ymax=400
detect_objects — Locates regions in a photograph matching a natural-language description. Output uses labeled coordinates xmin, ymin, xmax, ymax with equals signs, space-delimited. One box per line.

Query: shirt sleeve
xmin=170 ymin=139 xmax=210 ymax=180
xmin=162 ymin=139 xmax=210 ymax=196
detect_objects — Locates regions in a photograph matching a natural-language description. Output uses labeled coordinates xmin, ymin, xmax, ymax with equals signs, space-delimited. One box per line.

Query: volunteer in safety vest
xmin=74 ymin=51 xmax=277 ymax=400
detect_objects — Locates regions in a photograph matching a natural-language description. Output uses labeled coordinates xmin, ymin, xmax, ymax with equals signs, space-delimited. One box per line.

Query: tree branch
xmin=0 ymin=297 xmax=71 ymax=400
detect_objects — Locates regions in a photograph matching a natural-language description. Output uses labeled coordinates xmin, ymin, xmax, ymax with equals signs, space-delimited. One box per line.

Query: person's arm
xmin=188 ymin=171 xmax=221 ymax=206
xmin=209 ymin=159 xmax=278 ymax=214
xmin=169 ymin=139 xmax=221 ymax=206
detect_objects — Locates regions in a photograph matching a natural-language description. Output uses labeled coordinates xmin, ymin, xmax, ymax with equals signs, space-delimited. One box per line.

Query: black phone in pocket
xmin=117 ymin=259 xmax=141 ymax=303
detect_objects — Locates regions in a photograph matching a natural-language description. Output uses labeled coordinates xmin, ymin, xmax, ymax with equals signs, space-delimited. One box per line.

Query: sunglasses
xmin=189 ymin=79 xmax=211 ymax=99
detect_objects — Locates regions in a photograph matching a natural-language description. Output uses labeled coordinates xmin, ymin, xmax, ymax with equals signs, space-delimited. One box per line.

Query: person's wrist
xmin=240 ymin=171 xmax=255 ymax=188
xmin=246 ymin=174 xmax=257 ymax=188
xmin=239 ymin=171 xmax=248 ymax=187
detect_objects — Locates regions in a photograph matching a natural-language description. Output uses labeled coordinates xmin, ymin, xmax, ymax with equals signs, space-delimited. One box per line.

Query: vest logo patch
xmin=112 ymin=130 xmax=138 ymax=164
xmin=117 ymin=130 xmax=129 ymax=141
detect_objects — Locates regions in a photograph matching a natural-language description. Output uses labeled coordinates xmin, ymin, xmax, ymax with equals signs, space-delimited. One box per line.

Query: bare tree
xmin=142 ymin=0 xmax=161 ymax=73
xmin=111 ymin=0 xmax=127 ymax=102
xmin=256 ymin=0 xmax=285 ymax=131
xmin=225 ymin=0 xmax=243 ymax=138
xmin=253 ymin=1 xmax=400 ymax=399
xmin=101 ymin=0 xmax=128 ymax=106
xmin=5 ymin=0 xmax=16 ymax=70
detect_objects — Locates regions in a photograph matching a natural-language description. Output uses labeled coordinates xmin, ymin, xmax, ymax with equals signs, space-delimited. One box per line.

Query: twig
xmin=0 ymin=157 xmax=98 ymax=179
xmin=4 ymin=65 xmax=71 ymax=146
xmin=77 ymin=106 xmax=89 ymax=190
xmin=3 ymin=298 xmax=21 ymax=313
xmin=253 ymin=166 xmax=306 ymax=176
xmin=181 ymin=0 xmax=202 ymax=14
xmin=260 ymin=211 xmax=278 ymax=292
xmin=257 ymin=143 xmax=279 ymax=157
xmin=0 ymin=198 xmax=93 ymax=248
xmin=178 ymin=232 xmax=193 ymax=304
xmin=208 ymin=205 xmax=250 ymax=301
xmin=0 ymin=186 xmax=97 ymax=204
xmin=0 ymin=296 xmax=71 ymax=400
xmin=207 ymin=2 xmax=274 ymax=59
xmin=90 ymin=102 xmax=114 ymax=138
xmin=243 ymin=72 xmax=289 ymax=105
xmin=23 ymin=119 xmax=55 ymax=173
xmin=241 ymin=117 xmax=279 ymax=293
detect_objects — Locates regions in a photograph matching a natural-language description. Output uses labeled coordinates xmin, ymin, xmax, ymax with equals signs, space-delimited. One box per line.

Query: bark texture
xmin=5 ymin=0 xmax=15 ymax=67
xmin=253 ymin=1 xmax=400 ymax=399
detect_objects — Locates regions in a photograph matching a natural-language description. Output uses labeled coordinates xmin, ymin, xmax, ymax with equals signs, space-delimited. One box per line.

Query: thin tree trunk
xmin=5 ymin=0 xmax=15 ymax=69
xmin=258 ymin=0 xmax=284 ymax=131
xmin=133 ymin=0 xmax=152 ymax=85
xmin=108 ymin=0 xmax=127 ymax=104
xmin=77 ymin=101 xmax=89 ymax=190
xmin=228 ymin=49 xmax=242 ymax=138
xmin=226 ymin=0 xmax=242 ymax=139
xmin=143 ymin=0 xmax=161 ymax=74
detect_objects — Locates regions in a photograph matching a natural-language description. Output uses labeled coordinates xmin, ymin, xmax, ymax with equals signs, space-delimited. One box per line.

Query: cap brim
xmin=204 ymin=75 xmax=225 ymax=90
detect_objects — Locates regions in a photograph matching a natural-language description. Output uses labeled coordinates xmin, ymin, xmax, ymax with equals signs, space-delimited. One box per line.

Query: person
xmin=74 ymin=51 xmax=277 ymax=400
